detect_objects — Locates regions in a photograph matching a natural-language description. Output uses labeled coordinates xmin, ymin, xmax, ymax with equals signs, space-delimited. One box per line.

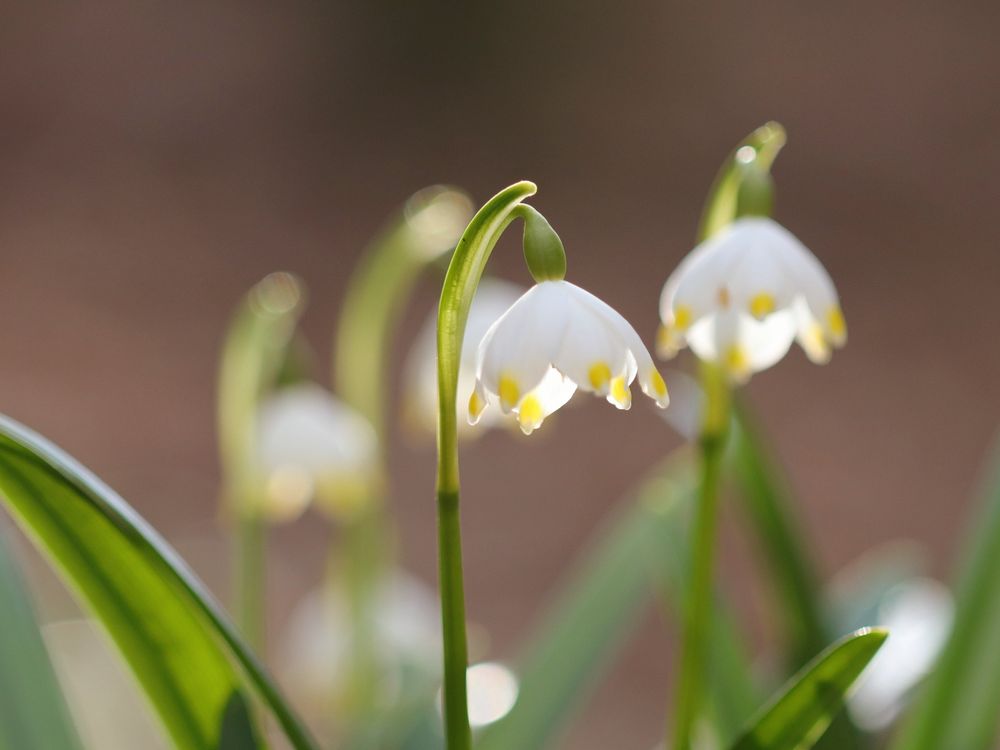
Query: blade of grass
xmin=0 ymin=415 xmax=317 ymax=750
xmin=0 ymin=527 xmax=83 ymax=750
xmin=729 ymin=408 xmax=828 ymax=665
xmin=890 ymin=437 xmax=1000 ymax=750
xmin=478 ymin=453 xmax=758 ymax=750
xmin=730 ymin=628 xmax=887 ymax=750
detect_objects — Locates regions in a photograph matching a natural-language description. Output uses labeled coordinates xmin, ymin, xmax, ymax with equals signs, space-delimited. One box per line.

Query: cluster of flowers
xmin=257 ymin=213 xmax=846 ymax=509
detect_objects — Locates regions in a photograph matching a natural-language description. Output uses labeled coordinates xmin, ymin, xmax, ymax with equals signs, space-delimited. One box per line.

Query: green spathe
xmin=520 ymin=205 xmax=567 ymax=282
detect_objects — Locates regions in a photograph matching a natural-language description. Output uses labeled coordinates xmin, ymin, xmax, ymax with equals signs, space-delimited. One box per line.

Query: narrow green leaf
xmin=478 ymin=454 xmax=758 ymax=750
xmin=730 ymin=408 xmax=871 ymax=750
xmin=891 ymin=437 xmax=1000 ymax=750
xmin=0 ymin=528 xmax=83 ymax=750
xmin=476 ymin=470 xmax=686 ymax=750
xmin=0 ymin=415 xmax=318 ymax=750
xmin=730 ymin=409 xmax=828 ymax=666
xmin=730 ymin=628 xmax=887 ymax=750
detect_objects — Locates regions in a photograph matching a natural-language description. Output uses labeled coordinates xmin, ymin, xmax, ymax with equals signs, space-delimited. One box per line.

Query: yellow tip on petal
xmin=517 ymin=395 xmax=544 ymax=435
xmin=609 ymin=375 xmax=632 ymax=410
xmin=588 ymin=361 xmax=612 ymax=392
xmin=498 ymin=375 xmax=520 ymax=412
xmin=800 ymin=323 xmax=832 ymax=364
xmin=749 ymin=292 xmax=776 ymax=319
xmin=469 ymin=390 xmax=485 ymax=421
xmin=827 ymin=306 xmax=847 ymax=345
xmin=673 ymin=305 xmax=693 ymax=330
xmin=649 ymin=369 xmax=669 ymax=406
xmin=724 ymin=345 xmax=751 ymax=381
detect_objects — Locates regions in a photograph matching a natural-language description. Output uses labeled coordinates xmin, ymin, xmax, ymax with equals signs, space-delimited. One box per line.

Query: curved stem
xmin=671 ymin=365 xmax=730 ymax=749
xmin=331 ymin=188 xmax=471 ymax=732
xmin=435 ymin=181 xmax=537 ymax=749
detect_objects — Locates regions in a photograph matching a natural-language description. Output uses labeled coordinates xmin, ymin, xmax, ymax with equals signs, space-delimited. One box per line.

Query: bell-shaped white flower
xmin=403 ymin=278 xmax=526 ymax=436
xmin=254 ymin=383 xmax=377 ymax=521
xmin=279 ymin=571 xmax=441 ymax=719
xmin=469 ymin=280 xmax=669 ymax=435
xmin=658 ymin=216 xmax=846 ymax=382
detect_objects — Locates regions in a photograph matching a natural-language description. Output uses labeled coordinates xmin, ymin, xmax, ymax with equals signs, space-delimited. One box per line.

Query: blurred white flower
xmin=470 ymin=280 xmax=669 ymax=435
xmin=255 ymin=383 xmax=377 ymax=521
xmin=847 ymin=578 xmax=953 ymax=731
xmin=658 ymin=217 xmax=846 ymax=383
xmin=435 ymin=662 xmax=519 ymax=729
xmin=403 ymin=278 xmax=526 ymax=437
xmin=279 ymin=571 xmax=441 ymax=717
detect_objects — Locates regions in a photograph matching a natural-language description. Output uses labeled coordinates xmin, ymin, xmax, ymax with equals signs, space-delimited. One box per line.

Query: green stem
xmin=234 ymin=514 xmax=266 ymax=651
xmin=437 ymin=489 xmax=470 ymax=748
xmin=331 ymin=187 xmax=470 ymax=732
xmin=671 ymin=364 xmax=731 ymax=750
xmin=435 ymin=181 xmax=537 ymax=749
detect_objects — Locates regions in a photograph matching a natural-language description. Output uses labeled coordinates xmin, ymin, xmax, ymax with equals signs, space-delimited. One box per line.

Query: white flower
xmin=469 ymin=280 xmax=669 ymax=435
xmin=658 ymin=217 xmax=846 ymax=382
xmin=403 ymin=278 xmax=527 ymax=436
xmin=254 ymin=383 xmax=377 ymax=521
xmin=279 ymin=571 xmax=441 ymax=717
xmin=847 ymin=578 xmax=953 ymax=731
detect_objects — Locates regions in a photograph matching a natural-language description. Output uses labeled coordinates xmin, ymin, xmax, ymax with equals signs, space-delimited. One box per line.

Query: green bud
xmin=520 ymin=205 xmax=567 ymax=282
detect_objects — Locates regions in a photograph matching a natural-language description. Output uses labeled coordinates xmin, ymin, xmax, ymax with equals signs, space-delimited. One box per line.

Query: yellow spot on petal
xmin=498 ymin=375 xmax=520 ymax=411
xmin=610 ymin=375 xmax=632 ymax=409
xmin=588 ymin=361 xmax=612 ymax=392
xmin=827 ymin=306 xmax=847 ymax=344
xmin=724 ymin=345 xmax=750 ymax=380
xmin=717 ymin=287 xmax=731 ymax=309
xmin=800 ymin=323 xmax=831 ymax=364
xmin=517 ymin=395 xmax=544 ymax=435
xmin=469 ymin=390 xmax=485 ymax=420
xmin=749 ymin=292 xmax=776 ymax=319
xmin=673 ymin=305 xmax=693 ymax=330
xmin=650 ymin=369 xmax=668 ymax=401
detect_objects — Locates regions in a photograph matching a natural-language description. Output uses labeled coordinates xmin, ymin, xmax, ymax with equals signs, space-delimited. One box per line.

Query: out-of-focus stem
xmin=671 ymin=363 xmax=731 ymax=750
xmin=234 ymin=513 xmax=266 ymax=651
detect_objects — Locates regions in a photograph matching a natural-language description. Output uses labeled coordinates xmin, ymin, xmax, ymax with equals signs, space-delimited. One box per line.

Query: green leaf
xmin=730 ymin=628 xmax=887 ymax=750
xmin=0 ymin=415 xmax=318 ymax=750
xmin=890 ymin=437 xmax=1000 ymax=750
xmin=730 ymin=408 xmax=871 ymax=750
xmin=478 ymin=454 xmax=757 ymax=750
xmin=729 ymin=409 xmax=829 ymax=667
xmin=0 ymin=528 xmax=83 ymax=750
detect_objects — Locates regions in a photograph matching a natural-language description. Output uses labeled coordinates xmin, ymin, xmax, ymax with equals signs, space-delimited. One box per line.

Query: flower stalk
xmin=331 ymin=186 xmax=472 ymax=725
xmin=436 ymin=181 xmax=538 ymax=748
xmin=671 ymin=123 xmax=785 ymax=749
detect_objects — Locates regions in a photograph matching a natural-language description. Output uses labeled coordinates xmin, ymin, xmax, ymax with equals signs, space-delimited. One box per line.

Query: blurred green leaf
xmin=0 ymin=528 xmax=83 ymax=750
xmin=478 ymin=454 xmax=758 ymax=750
xmin=0 ymin=416 xmax=318 ymax=750
xmin=891 ymin=438 xmax=1000 ymax=750
xmin=730 ymin=410 xmax=828 ymax=666
xmin=730 ymin=408 xmax=870 ymax=749
xmin=730 ymin=628 xmax=887 ymax=750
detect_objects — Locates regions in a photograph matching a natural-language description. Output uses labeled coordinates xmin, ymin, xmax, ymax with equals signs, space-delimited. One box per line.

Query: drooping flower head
xmin=403 ymin=278 xmax=527 ymax=437
xmin=658 ymin=216 xmax=846 ymax=382
xmin=468 ymin=207 xmax=669 ymax=435
xmin=254 ymin=383 xmax=378 ymax=520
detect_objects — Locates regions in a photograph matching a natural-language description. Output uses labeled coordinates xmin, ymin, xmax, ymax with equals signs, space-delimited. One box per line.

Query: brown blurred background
xmin=1 ymin=2 xmax=999 ymax=747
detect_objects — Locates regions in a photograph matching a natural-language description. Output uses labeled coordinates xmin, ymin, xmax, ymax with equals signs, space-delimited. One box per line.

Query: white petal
xmin=477 ymin=282 xmax=571 ymax=409
xmin=257 ymin=384 xmax=376 ymax=471
xmin=664 ymin=234 xmax=739 ymax=327
xmin=255 ymin=384 xmax=377 ymax=519
xmin=403 ymin=279 xmax=524 ymax=435
xmin=563 ymin=282 xmax=668 ymax=408
xmin=511 ymin=367 xmax=577 ymax=435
